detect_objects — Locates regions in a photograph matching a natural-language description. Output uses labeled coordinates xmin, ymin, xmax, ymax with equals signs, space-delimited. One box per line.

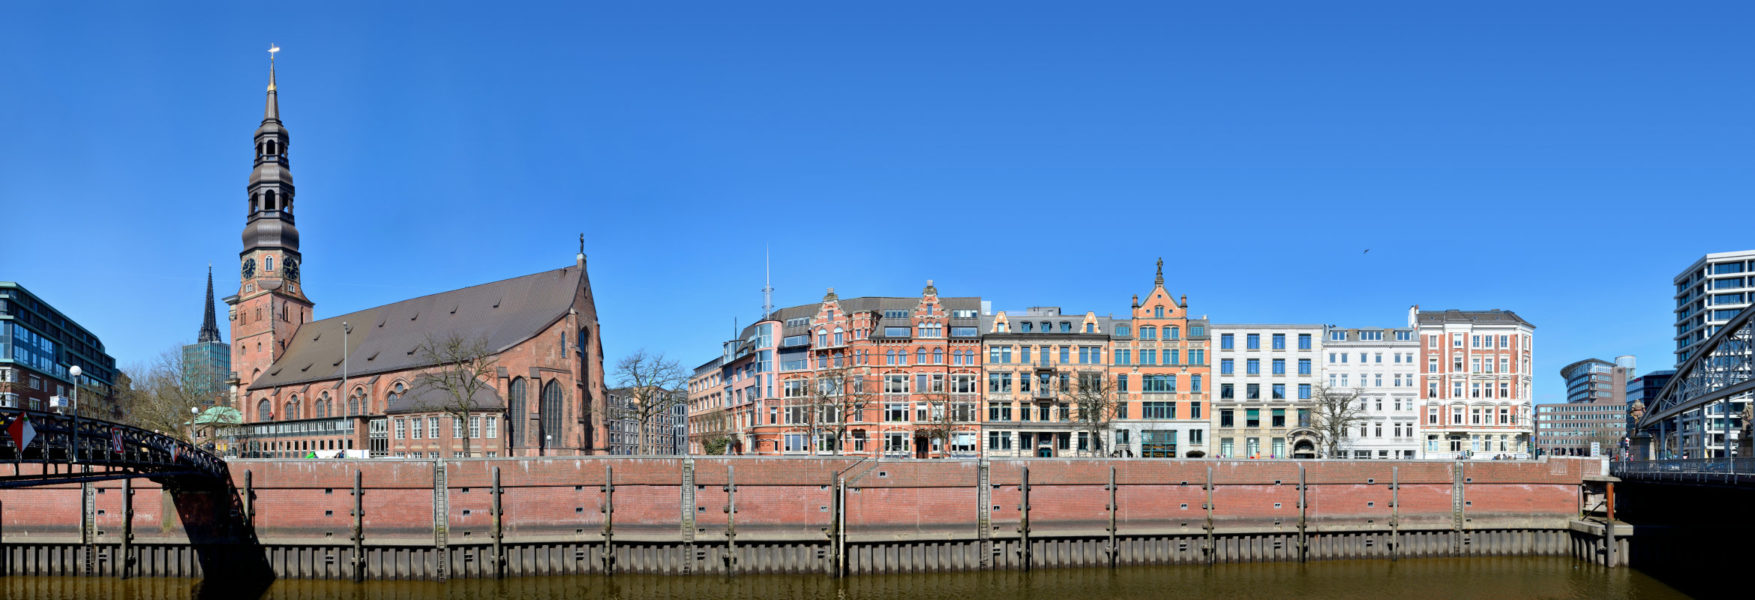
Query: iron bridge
xmin=0 ymin=408 xmax=227 ymax=487
xmin=1622 ymin=301 xmax=1755 ymax=469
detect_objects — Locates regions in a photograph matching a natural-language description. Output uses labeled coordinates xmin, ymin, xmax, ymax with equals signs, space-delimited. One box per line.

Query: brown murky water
xmin=0 ymin=557 xmax=1690 ymax=599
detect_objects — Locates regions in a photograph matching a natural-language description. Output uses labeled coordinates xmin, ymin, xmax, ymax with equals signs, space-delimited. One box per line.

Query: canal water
xmin=0 ymin=557 xmax=1690 ymax=599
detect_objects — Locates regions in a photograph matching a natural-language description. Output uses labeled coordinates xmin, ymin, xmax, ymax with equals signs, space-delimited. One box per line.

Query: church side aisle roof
xmin=249 ymin=265 xmax=584 ymax=390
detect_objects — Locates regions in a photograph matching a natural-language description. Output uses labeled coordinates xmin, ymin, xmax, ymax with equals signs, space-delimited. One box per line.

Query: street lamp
xmin=68 ymin=365 xmax=82 ymax=464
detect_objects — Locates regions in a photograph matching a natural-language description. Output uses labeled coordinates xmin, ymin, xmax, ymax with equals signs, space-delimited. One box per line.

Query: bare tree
xmin=806 ymin=363 xmax=878 ymax=455
xmin=413 ymin=334 xmax=498 ymax=458
xmin=917 ymin=376 xmax=975 ymax=458
xmin=611 ymin=349 xmax=687 ymax=455
xmin=119 ymin=348 xmax=216 ymax=443
xmin=1308 ymin=384 xmax=1367 ymax=459
xmin=1068 ymin=370 xmax=1117 ymax=457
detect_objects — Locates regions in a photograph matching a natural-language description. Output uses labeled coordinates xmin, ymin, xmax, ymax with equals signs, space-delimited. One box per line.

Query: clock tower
xmin=227 ymin=47 xmax=314 ymax=416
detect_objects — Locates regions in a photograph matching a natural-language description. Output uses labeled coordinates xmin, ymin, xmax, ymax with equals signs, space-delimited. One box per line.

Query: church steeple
xmin=229 ymin=45 xmax=315 ymax=426
xmin=240 ymin=44 xmax=302 ymax=289
xmin=198 ymin=265 xmax=222 ymax=343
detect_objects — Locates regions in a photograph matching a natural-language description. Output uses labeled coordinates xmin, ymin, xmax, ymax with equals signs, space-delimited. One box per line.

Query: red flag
xmin=6 ymin=412 xmax=36 ymax=451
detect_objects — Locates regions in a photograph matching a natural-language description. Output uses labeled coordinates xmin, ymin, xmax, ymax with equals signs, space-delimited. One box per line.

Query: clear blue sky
xmin=3 ymin=2 xmax=1751 ymax=403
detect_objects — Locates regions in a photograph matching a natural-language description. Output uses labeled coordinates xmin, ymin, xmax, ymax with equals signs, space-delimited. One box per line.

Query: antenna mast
xmin=762 ymin=245 xmax=774 ymax=318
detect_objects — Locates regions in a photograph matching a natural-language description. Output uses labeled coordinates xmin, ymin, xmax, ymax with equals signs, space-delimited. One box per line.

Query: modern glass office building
xmin=0 ymin=282 xmax=118 ymax=413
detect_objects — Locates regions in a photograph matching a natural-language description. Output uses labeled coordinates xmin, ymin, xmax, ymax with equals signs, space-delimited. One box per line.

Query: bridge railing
xmin=0 ymin=408 xmax=227 ymax=483
xmin=1612 ymin=458 xmax=1755 ymax=476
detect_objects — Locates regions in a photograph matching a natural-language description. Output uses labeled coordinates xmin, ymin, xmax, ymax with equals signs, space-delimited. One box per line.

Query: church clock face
xmin=284 ymin=258 xmax=300 ymax=282
xmin=241 ymin=258 xmax=256 ymax=279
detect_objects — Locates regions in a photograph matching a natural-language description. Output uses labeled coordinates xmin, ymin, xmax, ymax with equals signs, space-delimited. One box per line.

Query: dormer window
xmin=1020 ymin=322 xmax=1032 ymax=333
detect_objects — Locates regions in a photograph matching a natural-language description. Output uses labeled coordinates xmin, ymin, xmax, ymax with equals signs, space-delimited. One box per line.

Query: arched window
xmin=257 ymin=399 xmax=271 ymax=421
xmin=316 ymin=392 xmax=330 ymax=418
xmin=834 ymin=327 xmax=844 ymax=345
xmin=818 ymin=330 xmax=828 ymax=346
xmin=265 ymin=256 xmax=274 ymax=272
xmin=386 ymin=382 xmax=405 ymax=411
xmin=264 ymin=190 xmax=277 ymax=210
xmin=539 ymin=380 xmax=564 ymax=450
xmin=283 ymin=397 xmax=298 ymax=421
xmin=507 ymin=377 xmax=527 ymax=447
xmin=257 ymin=142 xmax=264 ymax=157
xmin=1169 ymin=326 xmax=1180 ymax=340
xmin=267 ymin=139 xmax=278 ymax=155
xmin=348 ymin=387 xmax=365 ymax=416
xmin=933 ymin=348 xmax=944 ymax=364
xmin=1155 ymin=306 xmax=1164 ymax=318
xmin=916 ymin=348 xmax=927 ymax=364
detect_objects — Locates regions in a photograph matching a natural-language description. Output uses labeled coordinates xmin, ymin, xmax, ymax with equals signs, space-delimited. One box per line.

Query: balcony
xmin=1031 ymin=387 xmax=1056 ymax=402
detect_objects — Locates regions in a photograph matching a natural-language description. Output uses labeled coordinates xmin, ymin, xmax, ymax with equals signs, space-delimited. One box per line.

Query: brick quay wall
xmin=0 ymin=456 xmax=1612 ymax=579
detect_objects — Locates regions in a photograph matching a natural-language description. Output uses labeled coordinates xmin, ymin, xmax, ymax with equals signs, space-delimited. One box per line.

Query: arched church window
xmin=348 ymin=388 xmax=365 ymax=416
xmin=507 ymin=377 xmax=527 ymax=447
xmin=266 ymin=139 xmax=277 ymax=155
xmin=257 ymin=399 xmax=271 ymax=421
xmin=265 ymin=190 xmax=276 ymax=210
xmin=540 ymin=380 xmax=564 ymax=450
xmin=316 ymin=392 xmax=330 ymax=418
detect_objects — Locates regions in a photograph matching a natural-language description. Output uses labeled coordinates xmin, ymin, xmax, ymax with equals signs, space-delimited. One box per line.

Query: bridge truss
xmin=1634 ymin=302 xmax=1755 ymax=458
xmin=0 ymin=409 xmax=227 ymax=488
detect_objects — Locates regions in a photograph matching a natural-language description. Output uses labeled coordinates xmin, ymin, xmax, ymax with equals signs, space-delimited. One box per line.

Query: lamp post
xmin=68 ymin=365 xmax=82 ymax=464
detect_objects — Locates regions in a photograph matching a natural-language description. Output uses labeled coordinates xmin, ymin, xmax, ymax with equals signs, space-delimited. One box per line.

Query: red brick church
xmin=223 ymin=56 xmax=607 ymax=458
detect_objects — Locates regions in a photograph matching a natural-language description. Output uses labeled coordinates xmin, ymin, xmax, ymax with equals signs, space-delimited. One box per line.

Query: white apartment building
xmin=1211 ymin=324 xmax=1323 ymax=458
xmin=1323 ymin=325 xmax=1421 ymax=459
xmin=1416 ymin=307 xmax=1535 ymax=460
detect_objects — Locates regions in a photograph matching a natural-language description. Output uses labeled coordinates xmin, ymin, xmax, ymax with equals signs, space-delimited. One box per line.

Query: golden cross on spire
xmin=267 ymin=44 xmax=280 ymax=91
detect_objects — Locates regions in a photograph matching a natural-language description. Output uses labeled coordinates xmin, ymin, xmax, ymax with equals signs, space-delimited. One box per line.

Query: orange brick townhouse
xmin=220 ymin=59 xmax=607 ymax=458
xmin=689 ymin=283 xmax=984 ymax=457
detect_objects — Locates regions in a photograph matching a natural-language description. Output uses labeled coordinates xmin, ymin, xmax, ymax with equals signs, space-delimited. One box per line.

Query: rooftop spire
xmin=198 ymin=265 xmax=223 ymax=343
xmin=264 ymin=44 xmax=281 ymax=121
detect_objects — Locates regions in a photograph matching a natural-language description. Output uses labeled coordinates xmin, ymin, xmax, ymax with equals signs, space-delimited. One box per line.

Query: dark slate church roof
xmin=249 ymin=265 xmax=584 ymax=391
xmin=385 ymin=383 xmax=504 ymax=414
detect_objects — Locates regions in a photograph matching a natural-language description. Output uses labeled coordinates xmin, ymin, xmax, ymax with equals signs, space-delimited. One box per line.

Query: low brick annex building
xmin=222 ymin=58 xmax=606 ymax=458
